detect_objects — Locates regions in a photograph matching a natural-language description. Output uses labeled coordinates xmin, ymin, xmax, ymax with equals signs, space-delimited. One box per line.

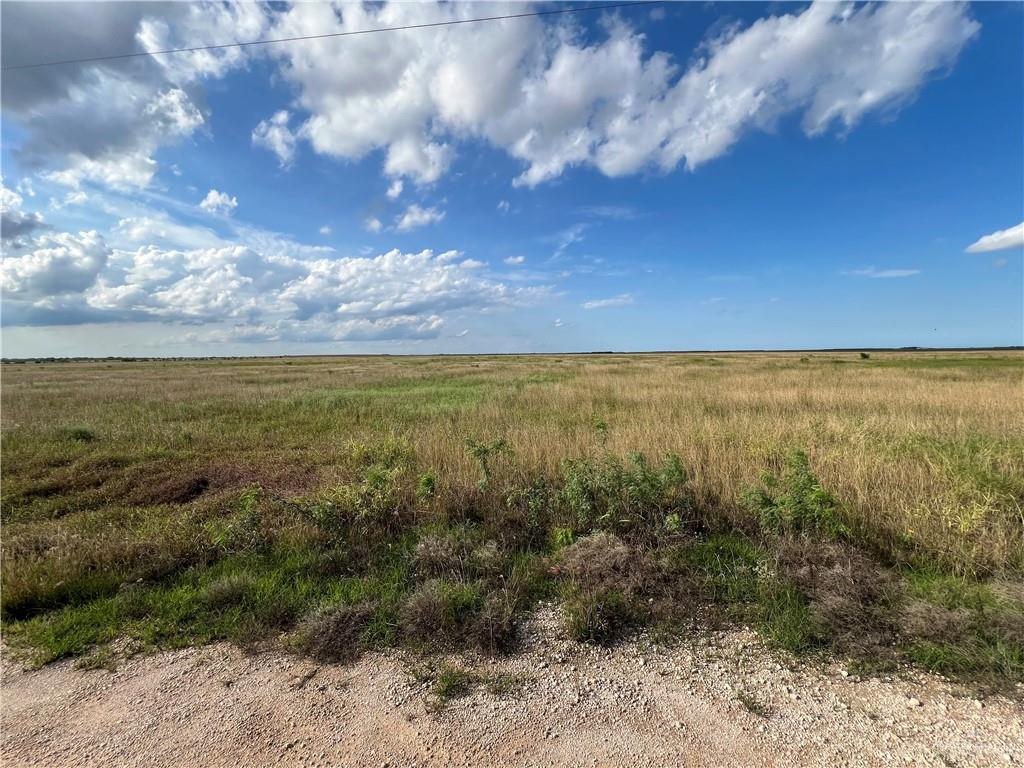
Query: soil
xmin=2 ymin=608 xmax=1022 ymax=767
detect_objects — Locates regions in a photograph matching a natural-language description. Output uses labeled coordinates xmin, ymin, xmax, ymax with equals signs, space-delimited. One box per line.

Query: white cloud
xmin=3 ymin=207 xmax=551 ymax=342
xmin=199 ymin=189 xmax=238 ymax=216
xmin=497 ymin=200 xmax=511 ymax=213
xmin=364 ymin=217 xmax=383 ymax=233
xmin=1 ymin=230 xmax=109 ymax=299
xmin=395 ymin=204 xmax=445 ymax=232
xmin=261 ymin=1 xmax=977 ymax=187
xmin=319 ymin=225 xmax=332 ymax=236
xmin=386 ymin=179 xmax=405 ymax=200
xmin=113 ymin=213 xmax=225 ymax=251
xmin=578 ymin=205 xmax=638 ymax=220
xmin=845 ymin=267 xmax=921 ymax=279
xmin=554 ymin=318 xmax=565 ymax=327
xmin=965 ymin=222 xmax=1024 ymax=254
xmin=252 ymin=111 xmax=298 ymax=167
xmin=1 ymin=179 xmax=46 ymax=240
xmin=582 ymin=293 xmax=634 ymax=309
xmin=3 ymin=3 xmax=266 ymax=190
xmin=504 ymin=255 xmax=525 ymax=265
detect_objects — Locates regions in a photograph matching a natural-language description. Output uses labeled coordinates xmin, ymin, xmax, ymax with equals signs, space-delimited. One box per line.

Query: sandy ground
xmin=2 ymin=610 xmax=1022 ymax=768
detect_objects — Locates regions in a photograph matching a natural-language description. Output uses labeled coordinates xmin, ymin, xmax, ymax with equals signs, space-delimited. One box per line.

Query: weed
xmin=743 ymin=451 xmax=849 ymax=539
xmin=563 ymin=586 xmax=638 ymax=643
xmin=63 ymin=427 xmax=97 ymax=443
xmin=737 ymin=689 xmax=773 ymax=718
xmin=482 ymin=672 xmax=529 ymax=697
xmin=416 ymin=470 xmax=437 ymax=501
xmin=291 ymin=602 xmax=378 ymax=663
xmin=465 ymin=438 xmax=510 ymax=489
xmin=560 ymin=452 xmax=694 ymax=539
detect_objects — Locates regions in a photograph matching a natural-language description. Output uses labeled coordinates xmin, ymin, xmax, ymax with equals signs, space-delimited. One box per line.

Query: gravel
xmin=2 ymin=608 xmax=1022 ymax=767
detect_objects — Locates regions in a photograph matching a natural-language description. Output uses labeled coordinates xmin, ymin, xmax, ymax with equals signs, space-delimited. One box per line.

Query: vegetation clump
xmin=743 ymin=450 xmax=849 ymax=539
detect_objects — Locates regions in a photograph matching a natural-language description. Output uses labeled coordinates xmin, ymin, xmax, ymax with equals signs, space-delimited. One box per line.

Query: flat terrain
xmin=2 ymin=351 xmax=1023 ymax=763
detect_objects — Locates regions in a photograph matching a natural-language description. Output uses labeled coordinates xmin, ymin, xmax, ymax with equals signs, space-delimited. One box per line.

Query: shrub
xmin=414 ymin=528 xmax=507 ymax=582
xmin=63 ymin=427 xmax=97 ymax=443
xmin=292 ymin=601 xmax=378 ymax=663
xmin=563 ymin=587 xmax=638 ymax=643
xmin=773 ymin=536 xmax=896 ymax=654
xmin=400 ymin=579 xmax=485 ymax=646
xmin=300 ymin=465 xmax=404 ymax=537
xmin=743 ymin=450 xmax=849 ymax=539
xmin=859 ymin=352 xmax=871 ymax=360
xmin=560 ymin=451 xmax=694 ymax=538
xmin=504 ymin=479 xmax=554 ymax=544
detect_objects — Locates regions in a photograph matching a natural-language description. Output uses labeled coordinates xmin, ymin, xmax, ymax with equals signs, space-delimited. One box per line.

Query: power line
xmin=2 ymin=2 xmax=662 ymax=72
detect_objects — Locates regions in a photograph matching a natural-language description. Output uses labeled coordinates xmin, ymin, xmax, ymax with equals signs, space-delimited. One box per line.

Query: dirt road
xmin=3 ymin=611 xmax=1021 ymax=767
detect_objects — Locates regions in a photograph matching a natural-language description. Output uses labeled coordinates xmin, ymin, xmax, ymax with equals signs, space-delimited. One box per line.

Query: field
xmin=2 ymin=351 xmax=1022 ymax=687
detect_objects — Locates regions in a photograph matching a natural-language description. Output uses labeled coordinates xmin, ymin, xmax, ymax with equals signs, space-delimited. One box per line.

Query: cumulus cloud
xmin=845 ymin=267 xmax=920 ymax=279
xmin=319 ymin=225 xmax=332 ymax=236
xmin=364 ymin=217 xmax=383 ymax=233
xmin=3 ymin=2 xmax=978 ymax=192
xmin=199 ymin=189 xmax=238 ymax=216
xmin=395 ymin=204 xmax=445 ymax=232
xmin=504 ymin=255 xmax=526 ymax=265
xmin=497 ymin=200 xmax=511 ymax=214
xmin=260 ymin=1 xmax=977 ymax=187
xmin=2 ymin=210 xmax=550 ymax=343
xmin=386 ymin=179 xmax=405 ymax=200
xmin=582 ymin=293 xmax=634 ymax=309
xmin=1 ymin=2 xmax=266 ymax=188
xmin=965 ymin=222 xmax=1024 ymax=254
xmin=1 ymin=179 xmax=46 ymax=240
xmin=252 ymin=111 xmax=297 ymax=167
xmin=1 ymin=230 xmax=109 ymax=299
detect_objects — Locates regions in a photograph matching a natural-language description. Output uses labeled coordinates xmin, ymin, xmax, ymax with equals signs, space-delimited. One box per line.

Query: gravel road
xmin=3 ymin=609 xmax=1022 ymax=767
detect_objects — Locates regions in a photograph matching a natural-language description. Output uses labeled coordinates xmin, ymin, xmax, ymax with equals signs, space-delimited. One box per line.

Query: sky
xmin=1 ymin=0 xmax=1022 ymax=357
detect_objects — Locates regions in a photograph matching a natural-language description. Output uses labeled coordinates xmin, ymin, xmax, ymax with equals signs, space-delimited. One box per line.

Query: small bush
xmin=292 ymin=601 xmax=378 ymax=663
xmin=560 ymin=451 xmax=694 ymax=538
xmin=743 ymin=451 xmax=849 ymax=539
xmin=400 ymin=579 xmax=485 ymax=646
xmin=859 ymin=352 xmax=871 ymax=360
xmin=213 ymin=485 xmax=268 ymax=553
xmin=414 ymin=528 xmax=507 ymax=582
xmin=773 ymin=536 xmax=896 ymax=654
xmin=563 ymin=587 xmax=638 ymax=643
xmin=64 ymin=427 xmax=97 ymax=443
xmin=555 ymin=531 xmax=637 ymax=590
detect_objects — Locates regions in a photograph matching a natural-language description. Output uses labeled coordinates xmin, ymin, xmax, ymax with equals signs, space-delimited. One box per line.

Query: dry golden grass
xmin=2 ymin=350 xmax=1022 ymax=574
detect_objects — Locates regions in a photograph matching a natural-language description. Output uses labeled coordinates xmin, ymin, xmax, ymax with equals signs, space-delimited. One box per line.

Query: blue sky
xmin=1 ymin=1 xmax=1022 ymax=357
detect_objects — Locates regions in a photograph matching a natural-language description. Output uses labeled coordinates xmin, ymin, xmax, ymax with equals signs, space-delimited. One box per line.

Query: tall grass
xmin=2 ymin=352 xmax=1022 ymax=684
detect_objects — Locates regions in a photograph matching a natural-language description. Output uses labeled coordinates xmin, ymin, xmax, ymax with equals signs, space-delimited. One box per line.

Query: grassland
xmin=2 ymin=351 xmax=1022 ymax=687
